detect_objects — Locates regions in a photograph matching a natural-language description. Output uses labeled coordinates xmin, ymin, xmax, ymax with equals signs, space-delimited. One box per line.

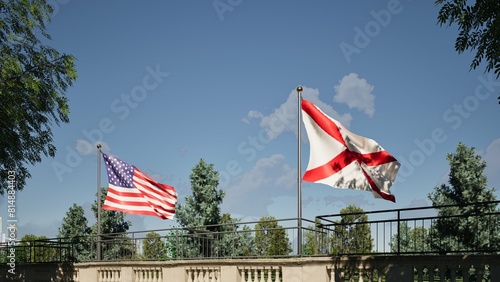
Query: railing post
xmin=397 ymin=210 xmax=400 ymax=256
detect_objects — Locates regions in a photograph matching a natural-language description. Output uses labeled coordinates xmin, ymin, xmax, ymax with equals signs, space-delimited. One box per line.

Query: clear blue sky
xmin=2 ymin=0 xmax=500 ymax=238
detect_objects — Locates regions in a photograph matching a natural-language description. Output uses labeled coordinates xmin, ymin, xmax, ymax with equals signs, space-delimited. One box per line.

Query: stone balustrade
xmin=2 ymin=255 xmax=499 ymax=281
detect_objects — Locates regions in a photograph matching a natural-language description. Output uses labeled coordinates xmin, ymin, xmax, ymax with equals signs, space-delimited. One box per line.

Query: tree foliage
xmin=0 ymin=0 xmax=77 ymax=193
xmin=56 ymin=188 xmax=133 ymax=261
xmin=142 ymin=232 xmax=165 ymax=260
xmin=435 ymin=0 xmax=500 ymax=78
xmin=17 ymin=234 xmax=58 ymax=262
xmin=302 ymin=219 xmax=329 ymax=255
xmin=176 ymin=159 xmax=225 ymax=229
xmin=254 ymin=216 xmax=292 ymax=256
xmin=173 ymin=159 xmax=225 ymax=257
xmin=389 ymin=222 xmax=428 ymax=254
xmin=428 ymin=143 xmax=500 ymax=253
xmin=329 ymin=205 xmax=373 ymax=255
xmin=212 ymin=213 xmax=255 ymax=257
xmin=91 ymin=187 xmax=132 ymax=260
xmin=58 ymin=203 xmax=91 ymax=261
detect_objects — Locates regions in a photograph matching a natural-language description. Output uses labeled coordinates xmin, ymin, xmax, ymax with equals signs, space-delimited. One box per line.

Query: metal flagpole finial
xmin=296 ymin=85 xmax=303 ymax=94
xmin=97 ymin=144 xmax=102 ymax=150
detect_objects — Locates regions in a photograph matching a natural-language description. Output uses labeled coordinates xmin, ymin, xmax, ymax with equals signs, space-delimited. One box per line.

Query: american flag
xmin=101 ymin=153 xmax=177 ymax=219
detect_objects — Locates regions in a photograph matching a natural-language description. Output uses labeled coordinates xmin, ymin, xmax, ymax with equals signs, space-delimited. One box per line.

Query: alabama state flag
xmin=301 ymin=99 xmax=400 ymax=202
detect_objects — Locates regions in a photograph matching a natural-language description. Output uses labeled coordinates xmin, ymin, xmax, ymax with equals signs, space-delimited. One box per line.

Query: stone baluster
xmin=259 ymin=266 xmax=266 ymax=282
xmin=267 ymin=266 xmax=273 ymax=282
xmin=358 ymin=266 xmax=364 ymax=282
xmin=213 ymin=268 xmax=218 ymax=282
xmin=98 ymin=269 xmax=106 ymax=282
xmin=365 ymin=267 xmax=373 ymax=282
xmin=206 ymin=268 xmax=212 ymax=282
xmin=329 ymin=267 xmax=342 ymax=282
xmin=73 ymin=269 xmax=79 ymax=282
xmin=136 ymin=268 xmax=143 ymax=282
xmin=106 ymin=269 xmax=112 ymax=282
xmin=196 ymin=268 xmax=202 ymax=282
xmin=240 ymin=267 xmax=246 ymax=282
xmin=210 ymin=268 xmax=217 ymax=282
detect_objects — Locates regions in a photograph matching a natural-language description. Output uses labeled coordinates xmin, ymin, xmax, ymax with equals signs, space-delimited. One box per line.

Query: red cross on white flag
xmin=301 ymin=99 xmax=400 ymax=202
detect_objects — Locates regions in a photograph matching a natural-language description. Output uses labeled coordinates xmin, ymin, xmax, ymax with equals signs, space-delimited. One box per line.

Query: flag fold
xmin=102 ymin=153 xmax=177 ymax=219
xmin=301 ymin=99 xmax=400 ymax=202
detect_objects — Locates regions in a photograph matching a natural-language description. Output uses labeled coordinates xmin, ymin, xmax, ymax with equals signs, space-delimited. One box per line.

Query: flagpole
xmin=96 ymin=144 xmax=102 ymax=261
xmin=296 ymin=85 xmax=303 ymax=256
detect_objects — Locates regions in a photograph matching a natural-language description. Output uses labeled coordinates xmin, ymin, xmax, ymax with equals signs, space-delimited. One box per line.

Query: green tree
xmin=428 ymin=143 xmax=500 ymax=253
xmin=0 ymin=0 xmax=77 ymax=193
xmin=254 ymin=216 xmax=292 ymax=256
xmin=91 ymin=187 xmax=133 ymax=260
xmin=435 ymin=0 xmax=500 ymax=78
xmin=142 ymin=232 xmax=165 ymax=260
xmin=173 ymin=159 xmax=225 ymax=257
xmin=329 ymin=205 xmax=373 ymax=255
xmin=302 ymin=219 xmax=329 ymax=255
xmin=18 ymin=234 xmax=58 ymax=262
xmin=212 ymin=213 xmax=256 ymax=257
xmin=58 ymin=203 xmax=91 ymax=261
xmin=389 ymin=222 xmax=428 ymax=254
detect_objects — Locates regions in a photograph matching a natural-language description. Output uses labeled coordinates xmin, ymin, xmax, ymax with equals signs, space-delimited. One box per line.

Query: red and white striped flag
xmin=301 ymin=99 xmax=400 ymax=202
xmin=102 ymin=153 xmax=177 ymax=219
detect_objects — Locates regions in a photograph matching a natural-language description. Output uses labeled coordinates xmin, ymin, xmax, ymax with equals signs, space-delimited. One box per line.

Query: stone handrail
xmin=2 ymin=255 xmax=499 ymax=281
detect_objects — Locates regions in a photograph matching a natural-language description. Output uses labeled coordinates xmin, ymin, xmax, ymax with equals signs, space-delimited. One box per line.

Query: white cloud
xmin=75 ymin=139 xmax=111 ymax=156
xmin=333 ymin=73 xmax=375 ymax=118
xmin=242 ymin=110 xmax=264 ymax=124
xmin=245 ymin=86 xmax=352 ymax=141
xmin=222 ymin=154 xmax=296 ymax=217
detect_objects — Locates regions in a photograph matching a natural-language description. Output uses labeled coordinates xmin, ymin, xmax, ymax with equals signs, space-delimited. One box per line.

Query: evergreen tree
xmin=329 ymin=205 xmax=373 ymax=255
xmin=212 ymin=213 xmax=256 ymax=257
xmin=0 ymin=0 xmax=78 ymax=193
xmin=428 ymin=143 xmax=500 ymax=253
xmin=389 ymin=222 xmax=428 ymax=254
xmin=142 ymin=232 xmax=165 ymax=260
xmin=254 ymin=216 xmax=292 ymax=256
xmin=302 ymin=219 xmax=328 ymax=255
xmin=58 ymin=203 xmax=91 ymax=261
xmin=173 ymin=159 xmax=225 ymax=257
xmin=91 ymin=187 xmax=133 ymax=260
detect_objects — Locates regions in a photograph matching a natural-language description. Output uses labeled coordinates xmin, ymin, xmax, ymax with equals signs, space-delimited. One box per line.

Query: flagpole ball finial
xmin=296 ymin=85 xmax=303 ymax=94
xmin=97 ymin=144 xmax=101 ymax=149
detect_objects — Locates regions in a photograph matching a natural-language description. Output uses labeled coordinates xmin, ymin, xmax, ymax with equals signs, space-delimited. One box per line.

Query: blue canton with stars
xmin=103 ymin=153 xmax=135 ymax=188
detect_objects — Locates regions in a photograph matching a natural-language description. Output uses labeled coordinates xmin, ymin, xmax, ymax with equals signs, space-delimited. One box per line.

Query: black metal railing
xmin=1 ymin=201 xmax=498 ymax=263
